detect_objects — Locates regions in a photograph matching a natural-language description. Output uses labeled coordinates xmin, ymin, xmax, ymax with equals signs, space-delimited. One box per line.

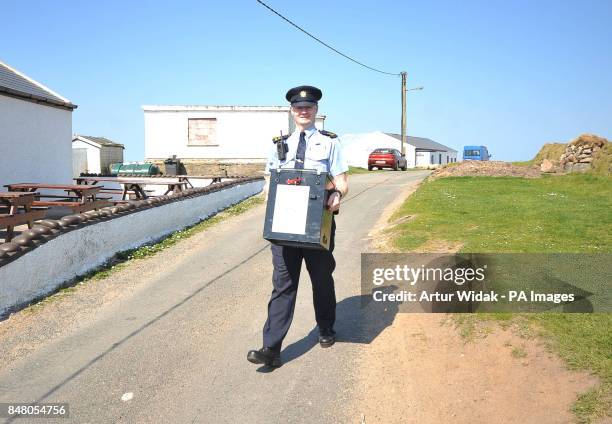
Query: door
xmin=72 ymin=148 xmax=88 ymax=177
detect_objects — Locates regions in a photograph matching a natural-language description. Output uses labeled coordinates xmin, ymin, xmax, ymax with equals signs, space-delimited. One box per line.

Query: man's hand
xmin=327 ymin=191 xmax=341 ymax=212
xmin=326 ymin=172 xmax=348 ymax=213
xmin=263 ymin=175 xmax=270 ymax=202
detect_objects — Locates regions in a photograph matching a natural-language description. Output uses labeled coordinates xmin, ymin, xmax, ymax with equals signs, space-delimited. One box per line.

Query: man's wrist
xmin=331 ymin=188 xmax=343 ymax=199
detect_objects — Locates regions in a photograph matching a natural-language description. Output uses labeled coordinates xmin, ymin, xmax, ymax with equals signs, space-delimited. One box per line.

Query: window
xmin=188 ymin=118 xmax=217 ymax=146
xmin=464 ymin=150 xmax=481 ymax=156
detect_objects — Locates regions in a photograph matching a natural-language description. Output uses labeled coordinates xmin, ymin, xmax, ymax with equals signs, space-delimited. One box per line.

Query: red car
xmin=368 ymin=148 xmax=407 ymax=171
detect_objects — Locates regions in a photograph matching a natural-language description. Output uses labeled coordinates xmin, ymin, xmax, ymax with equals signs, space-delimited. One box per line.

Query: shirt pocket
xmin=306 ymin=142 xmax=329 ymax=161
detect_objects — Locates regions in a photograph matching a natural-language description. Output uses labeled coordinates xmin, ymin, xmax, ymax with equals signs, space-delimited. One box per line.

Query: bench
xmin=0 ymin=208 xmax=47 ymax=241
xmin=98 ymin=188 xmax=155 ymax=199
xmin=32 ymin=199 xmax=112 ymax=214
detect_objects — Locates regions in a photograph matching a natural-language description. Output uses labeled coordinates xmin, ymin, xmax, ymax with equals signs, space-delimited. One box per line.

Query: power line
xmin=256 ymin=0 xmax=399 ymax=77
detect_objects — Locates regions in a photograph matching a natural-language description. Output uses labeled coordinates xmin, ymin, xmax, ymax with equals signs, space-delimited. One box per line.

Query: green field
xmin=390 ymin=174 xmax=610 ymax=253
xmin=388 ymin=173 xmax=611 ymax=422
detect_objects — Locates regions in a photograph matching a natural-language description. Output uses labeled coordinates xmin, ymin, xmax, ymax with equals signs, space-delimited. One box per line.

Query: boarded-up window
xmin=188 ymin=118 xmax=217 ymax=146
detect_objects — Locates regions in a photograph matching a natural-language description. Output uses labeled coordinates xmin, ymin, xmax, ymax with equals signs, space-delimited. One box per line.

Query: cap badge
xmin=300 ymin=90 xmax=307 ymax=97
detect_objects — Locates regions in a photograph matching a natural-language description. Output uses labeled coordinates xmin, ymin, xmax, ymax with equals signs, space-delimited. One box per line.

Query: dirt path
xmin=351 ymin=314 xmax=598 ymax=423
xmin=354 ymin=180 xmax=600 ymax=424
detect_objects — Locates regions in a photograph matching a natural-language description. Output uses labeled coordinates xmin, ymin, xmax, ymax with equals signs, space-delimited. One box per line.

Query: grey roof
xmin=74 ymin=135 xmax=124 ymax=148
xmin=385 ymin=133 xmax=457 ymax=152
xmin=0 ymin=60 xmax=77 ymax=110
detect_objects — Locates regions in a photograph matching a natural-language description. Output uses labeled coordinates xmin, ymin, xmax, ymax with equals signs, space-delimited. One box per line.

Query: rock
xmin=579 ymin=157 xmax=593 ymax=163
xmin=571 ymin=163 xmax=592 ymax=172
xmin=540 ymin=159 xmax=555 ymax=172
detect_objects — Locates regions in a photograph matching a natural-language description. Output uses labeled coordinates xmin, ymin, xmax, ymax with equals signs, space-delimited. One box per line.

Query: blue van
xmin=463 ymin=146 xmax=491 ymax=161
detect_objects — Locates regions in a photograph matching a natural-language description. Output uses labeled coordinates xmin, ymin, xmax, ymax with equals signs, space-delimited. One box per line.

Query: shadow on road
xmin=265 ymin=286 xmax=399 ymax=369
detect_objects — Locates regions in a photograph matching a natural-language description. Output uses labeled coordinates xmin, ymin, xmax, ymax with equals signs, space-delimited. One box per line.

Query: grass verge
xmin=511 ymin=160 xmax=535 ymax=167
xmin=348 ymin=166 xmax=384 ymax=174
xmin=388 ymin=173 xmax=611 ymax=423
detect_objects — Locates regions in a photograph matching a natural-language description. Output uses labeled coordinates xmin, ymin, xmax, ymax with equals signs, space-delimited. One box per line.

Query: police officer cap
xmin=285 ymin=85 xmax=322 ymax=106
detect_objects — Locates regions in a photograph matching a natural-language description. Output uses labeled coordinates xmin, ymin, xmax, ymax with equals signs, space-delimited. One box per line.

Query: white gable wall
xmin=415 ymin=151 xmax=432 ymax=167
xmin=0 ymin=95 xmax=72 ymax=189
xmin=144 ymin=107 xmax=293 ymax=161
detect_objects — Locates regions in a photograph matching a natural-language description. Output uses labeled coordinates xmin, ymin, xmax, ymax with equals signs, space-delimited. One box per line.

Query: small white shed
xmin=72 ymin=135 xmax=124 ymax=175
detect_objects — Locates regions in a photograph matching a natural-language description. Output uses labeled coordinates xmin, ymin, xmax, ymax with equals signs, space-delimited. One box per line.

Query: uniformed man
xmin=247 ymin=85 xmax=349 ymax=368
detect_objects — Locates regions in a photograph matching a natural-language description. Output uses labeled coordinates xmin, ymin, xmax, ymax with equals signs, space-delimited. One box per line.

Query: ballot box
xmin=263 ymin=169 xmax=333 ymax=250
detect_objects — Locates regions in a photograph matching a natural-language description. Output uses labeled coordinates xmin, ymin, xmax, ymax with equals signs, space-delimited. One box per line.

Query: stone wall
xmin=149 ymin=159 xmax=266 ymax=177
xmin=559 ymin=134 xmax=607 ymax=172
xmin=0 ymin=179 xmax=264 ymax=318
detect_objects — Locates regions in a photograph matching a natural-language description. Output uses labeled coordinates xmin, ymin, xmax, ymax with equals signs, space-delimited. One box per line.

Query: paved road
xmin=0 ymin=171 xmax=429 ymax=424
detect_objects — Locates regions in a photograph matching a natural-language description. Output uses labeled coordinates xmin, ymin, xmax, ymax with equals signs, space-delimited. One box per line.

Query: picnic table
xmin=172 ymin=175 xmax=229 ymax=187
xmin=5 ymin=183 xmax=112 ymax=214
xmin=74 ymin=177 xmax=189 ymax=200
xmin=0 ymin=192 xmax=47 ymax=241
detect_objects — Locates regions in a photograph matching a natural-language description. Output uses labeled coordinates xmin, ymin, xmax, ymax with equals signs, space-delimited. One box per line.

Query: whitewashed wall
xmin=72 ymin=148 xmax=87 ymax=176
xmin=0 ymin=180 xmax=264 ymax=317
xmin=415 ymin=151 xmax=432 ymax=167
xmin=415 ymin=150 xmax=458 ymax=167
xmin=144 ymin=106 xmax=292 ymax=161
xmin=0 ymin=96 xmax=73 ymax=188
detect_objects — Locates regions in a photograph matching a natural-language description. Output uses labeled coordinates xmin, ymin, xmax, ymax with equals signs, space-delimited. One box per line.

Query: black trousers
xmin=263 ymin=220 xmax=336 ymax=350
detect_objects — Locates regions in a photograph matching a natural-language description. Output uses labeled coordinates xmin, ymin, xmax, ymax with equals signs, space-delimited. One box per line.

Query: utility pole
xmin=400 ymin=75 xmax=423 ymax=160
xmin=400 ymin=71 xmax=407 ymax=156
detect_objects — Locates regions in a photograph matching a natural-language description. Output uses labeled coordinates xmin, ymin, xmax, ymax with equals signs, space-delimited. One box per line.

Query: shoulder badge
xmin=272 ymin=134 xmax=290 ymax=144
xmin=319 ymin=130 xmax=338 ymax=139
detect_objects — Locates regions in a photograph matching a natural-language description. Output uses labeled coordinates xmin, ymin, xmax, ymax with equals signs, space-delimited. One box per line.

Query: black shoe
xmin=319 ymin=328 xmax=336 ymax=348
xmin=247 ymin=347 xmax=282 ymax=367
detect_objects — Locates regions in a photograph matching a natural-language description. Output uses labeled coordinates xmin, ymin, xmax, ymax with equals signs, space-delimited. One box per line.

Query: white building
xmin=0 ymin=61 xmax=77 ymax=188
xmin=143 ymin=105 xmax=325 ymax=175
xmin=72 ymin=135 xmax=124 ymax=176
xmin=341 ymin=131 xmax=457 ymax=169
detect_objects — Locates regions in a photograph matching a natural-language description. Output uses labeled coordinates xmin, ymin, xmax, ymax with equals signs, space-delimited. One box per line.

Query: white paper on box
xmin=272 ymin=184 xmax=310 ymax=235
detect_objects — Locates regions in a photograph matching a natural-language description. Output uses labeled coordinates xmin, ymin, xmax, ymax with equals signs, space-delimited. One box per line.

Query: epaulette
xmin=319 ymin=130 xmax=337 ymax=139
xmin=272 ymin=134 xmax=290 ymax=144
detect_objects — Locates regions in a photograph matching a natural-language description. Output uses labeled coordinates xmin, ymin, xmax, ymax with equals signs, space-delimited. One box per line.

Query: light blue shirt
xmin=265 ymin=127 xmax=349 ymax=177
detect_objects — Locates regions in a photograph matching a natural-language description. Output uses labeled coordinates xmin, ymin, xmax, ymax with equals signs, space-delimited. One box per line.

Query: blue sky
xmin=2 ymin=0 xmax=611 ymax=161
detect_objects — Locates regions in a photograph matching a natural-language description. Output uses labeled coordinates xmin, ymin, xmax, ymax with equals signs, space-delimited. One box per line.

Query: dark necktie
xmin=295 ymin=131 xmax=306 ymax=169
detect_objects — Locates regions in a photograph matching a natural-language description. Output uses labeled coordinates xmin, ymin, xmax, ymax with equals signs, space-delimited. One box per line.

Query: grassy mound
xmin=590 ymin=141 xmax=612 ymax=175
xmin=532 ymin=143 xmax=566 ymax=165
